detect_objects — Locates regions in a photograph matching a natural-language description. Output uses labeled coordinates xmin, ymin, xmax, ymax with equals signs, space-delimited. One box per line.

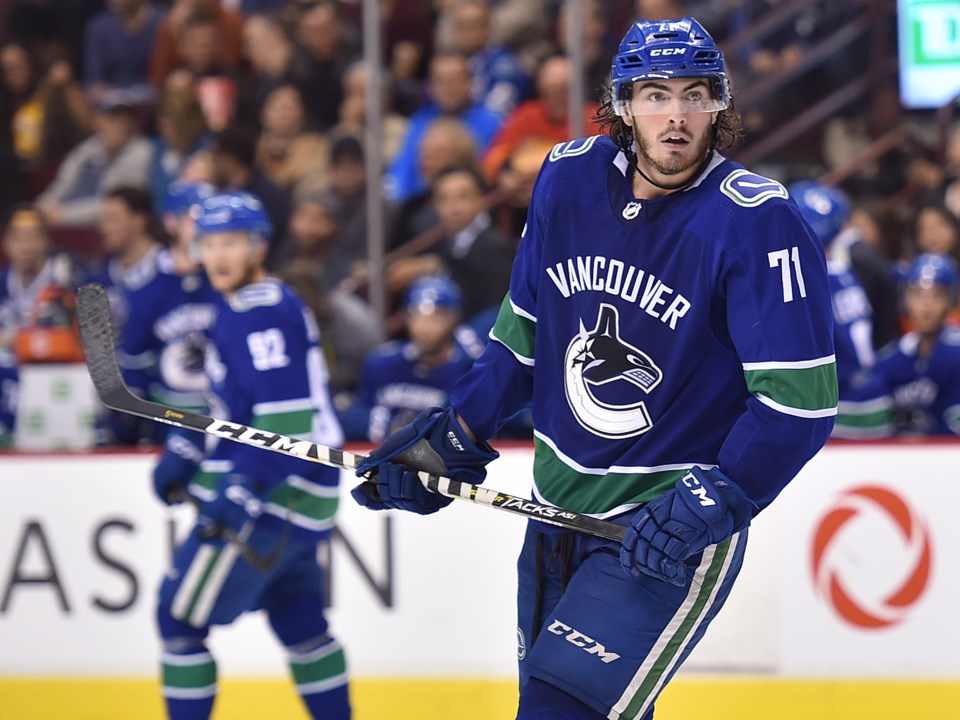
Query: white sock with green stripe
xmin=162 ymin=647 xmax=217 ymax=720
xmin=288 ymin=636 xmax=351 ymax=719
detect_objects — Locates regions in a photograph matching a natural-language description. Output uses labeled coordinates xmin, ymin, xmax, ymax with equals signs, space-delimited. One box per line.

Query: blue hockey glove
xmin=198 ymin=475 xmax=263 ymax=539
xmin=619 ymin=467 xmax=756 ymax=586
xmin=352 ymin=406 xmax=499 ymax=513
xmin=152 ymin=431 xmax=205 ymax=505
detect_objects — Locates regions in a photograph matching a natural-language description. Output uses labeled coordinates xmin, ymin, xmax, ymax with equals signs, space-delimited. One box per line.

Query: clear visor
xmin=613 ymin=78 xmax=728 ymax=117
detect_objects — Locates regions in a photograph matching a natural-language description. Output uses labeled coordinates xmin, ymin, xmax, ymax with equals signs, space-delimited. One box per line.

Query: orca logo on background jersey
xmin=563 ymin=304 xmax=662 ymax=439
xmin=720 ymin=169 xmax=788 ymax=207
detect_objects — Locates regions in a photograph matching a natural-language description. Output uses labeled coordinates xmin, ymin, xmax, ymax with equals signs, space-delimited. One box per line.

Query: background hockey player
xmin=789 ymin=180 xmax=878 ymax=438
xmin=339 ymin=275 xmax=474 ymax=442
xmin=156 ymin=191 xmax=350 ymax=720
xmin=843 ymin=252 xmax=960 ymax=437
xmin=120 ymin=180 xmax=218 ymax=497
xmin=353 ymin=17 xmax=836 ymax=720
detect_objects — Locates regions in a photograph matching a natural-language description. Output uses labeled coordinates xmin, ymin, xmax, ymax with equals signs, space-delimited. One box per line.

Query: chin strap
xmin=615 ymin=125 xmax=716 ymax=194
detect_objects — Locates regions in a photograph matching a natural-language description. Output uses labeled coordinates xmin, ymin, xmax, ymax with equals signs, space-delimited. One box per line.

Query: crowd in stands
xmin=0 ymin=0 xmax=958 ymax=448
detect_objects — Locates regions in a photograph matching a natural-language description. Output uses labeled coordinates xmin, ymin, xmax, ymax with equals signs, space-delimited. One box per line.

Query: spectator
xmin=339 ymin=0 xmax=434 ymax=106
xmin=0 ymin=41 xmax=93 ymax=197
xmin=387 ymin=164 xmax=515 ymax=322
xmin=320 ymin=134 xmax=379 ymax=283
xmin=147 ymin=71 xmax=210 ymax=210
xmin=387 ymin=116 xmax=478 ymax=251
xmin=331 ymin=60 xmax=408 ymax=167
xmin=280 ymin=258 xmax=382 ymax=396
xmin=556 ymin=0 xmax=617 ymax=102
xmin=482 ymin=54 xmax=600 ymax=233
xmin=911 ymin=203 xmax=960 ymax=266
xmin=35 ymin=92 xmax=152 ymax=228
xmin=340 ymin=275 xmax=474 ymax=442
xmin=241 ymin=13 xmax=293 ymax=111
xmin=83 ymin=0 xmax=166 ymax=104
xmin=385 ymin=52 xmax=503 ymax=204
xmin=149 ymin=0 xmax=245 ymax=89
xmin=88 ymin=185 xmax=163 ymax=329
xmin=209 ymin=124 xmax=290 ymax=268
xmin=289 ymin=0 xmax=359 ymax=132
xmin=0 ymin=205 xmax=79 ymax=349
xmin=279 ymin=192 xmax=341 ymax=280
xmin=256 ymin=83 xmax=329 ymax=197
xmin=448 ymin=0 xmax=532 ymax=116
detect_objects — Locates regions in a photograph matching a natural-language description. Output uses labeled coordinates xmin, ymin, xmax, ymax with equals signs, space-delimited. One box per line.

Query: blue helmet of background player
xmin=163 ymin=181 xmax=215 ymax=219
xmin=611 ymin=17 xmax=729 ymax=118
xmin=788 ymin=180 xmax=851 ymax=247
xmin=405 ymin=276 xmax=463 ymax=316
xmin=904 ymin=252 xmax=958 ymax=292
xmin=194 ymin=191 xmax=273 ymax=245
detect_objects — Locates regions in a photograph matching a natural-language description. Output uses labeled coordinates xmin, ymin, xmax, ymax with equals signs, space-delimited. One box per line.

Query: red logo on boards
xmin=811 ymin=485 xmax=932 ymax=629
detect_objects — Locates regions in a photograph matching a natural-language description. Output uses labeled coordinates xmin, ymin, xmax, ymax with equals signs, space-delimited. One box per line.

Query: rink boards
xmin=1 ymin=441 xmax=959 ymax=718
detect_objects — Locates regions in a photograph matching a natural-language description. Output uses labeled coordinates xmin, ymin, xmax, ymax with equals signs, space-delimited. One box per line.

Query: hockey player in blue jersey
xmin=789 ymin=181 xmax=878 ymax=437
xmin=156 ymin=191 xmax=350 ymax=719
xmin=845 ymin=253 xmax=960 ymax=437
xmin=343 ymin=275 xmax=474 ymax=442
xmin=353 ymin=17 xmax=836 ymax=720
xmin=121 ymin=181 xmax=218 ymax=499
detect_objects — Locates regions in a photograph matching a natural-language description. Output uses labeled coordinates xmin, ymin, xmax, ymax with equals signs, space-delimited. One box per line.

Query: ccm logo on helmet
xmin=649 ymin=48 xmax=685 ymax=56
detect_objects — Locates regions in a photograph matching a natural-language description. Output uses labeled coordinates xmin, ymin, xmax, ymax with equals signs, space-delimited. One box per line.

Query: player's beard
xmin=633 ymin=123 xmax=713 ymax=178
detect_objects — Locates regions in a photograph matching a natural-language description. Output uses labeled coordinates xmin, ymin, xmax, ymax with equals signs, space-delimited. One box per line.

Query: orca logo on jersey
xmin=564 ymin=304 xmax=662 ymax=439
xmin=720 ymin=169 xmax=788 ymax=207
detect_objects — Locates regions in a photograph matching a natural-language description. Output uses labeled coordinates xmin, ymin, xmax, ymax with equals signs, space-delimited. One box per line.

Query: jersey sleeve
xmin=449 ymin=167 xmax=546 ymax=440
xmin=718 ymin=201 xmax=838 ymax=511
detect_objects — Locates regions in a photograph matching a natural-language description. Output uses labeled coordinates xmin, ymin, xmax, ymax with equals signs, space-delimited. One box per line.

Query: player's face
xmin=198 ymin=230 xmax=265 ymax=293
xmin=407 ymin=307 xmax=457 ymax=357
xmin=904 ymin=284 xmax=952 ymax=334
xmin=622 ymin=78 xmax=717 ymax=187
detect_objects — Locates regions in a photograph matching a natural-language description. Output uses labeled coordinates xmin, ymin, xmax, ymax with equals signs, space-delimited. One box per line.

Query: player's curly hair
xmin=593 ymin=80 xmax=744 ymax=154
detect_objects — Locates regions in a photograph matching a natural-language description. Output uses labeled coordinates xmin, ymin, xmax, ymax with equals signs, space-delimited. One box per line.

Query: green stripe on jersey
xmin=532 ymin=438 xmax=682 ymax=515
xmin=491 ymin=294 xmax=535 ymax=360
xmin=267 ymin=482 xmax=339 ymax=524
xmin=744 ymin=362 xmax=838 ymax=412
xmin=252 ymin=408 xmax=315 ymax=436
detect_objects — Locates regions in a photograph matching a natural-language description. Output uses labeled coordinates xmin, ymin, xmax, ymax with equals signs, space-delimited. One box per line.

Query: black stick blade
xmin=76 ymin=282 xmax=127 ymax=407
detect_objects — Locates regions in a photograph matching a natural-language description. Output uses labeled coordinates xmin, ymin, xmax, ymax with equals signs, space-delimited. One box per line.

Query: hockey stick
xmin=76 ymin=283 xmax=627 ymax=542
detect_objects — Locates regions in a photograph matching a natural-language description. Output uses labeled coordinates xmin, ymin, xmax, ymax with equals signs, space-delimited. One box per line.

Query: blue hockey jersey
xmin=118 ymin=251 xmax=219 ymax=411
xmin=355 ymin=341 xmax=475 ymax=442
xmin=845 ymin=326 xmax=960 ymax=437
xmin=451 ymin=135 xmax=838 ymax=517
xmin=189 ymin=279 xmax=344 ymax=540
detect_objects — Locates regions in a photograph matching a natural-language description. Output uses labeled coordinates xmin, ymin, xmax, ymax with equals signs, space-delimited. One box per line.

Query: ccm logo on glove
xmin=680 ymin=472 xmax=717 ymax=507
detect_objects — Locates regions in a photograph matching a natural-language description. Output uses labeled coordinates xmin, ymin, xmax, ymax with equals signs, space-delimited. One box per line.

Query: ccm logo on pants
xmin=547 ymin=620 xmax=621 ymax=664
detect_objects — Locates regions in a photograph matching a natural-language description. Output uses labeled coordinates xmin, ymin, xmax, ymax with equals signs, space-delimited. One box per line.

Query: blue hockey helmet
xmin=405 ymin=276 xmax=462 ymax=315
xmin=788 ymin=180 xmax=851 ymax=247
xmin=904 ymin=252 xmax=958 ymax=290
xmin=194 ymin=191 xmax=272 ymax=244
xmin=611 ymin=17 xmax=729 ymax=117
xmin=163 ymin=180 xmax=215 ymax=218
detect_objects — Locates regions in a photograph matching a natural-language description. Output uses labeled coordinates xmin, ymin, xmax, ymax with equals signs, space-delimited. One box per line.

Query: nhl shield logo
xmin=563 ymin=304 xmax=662 ymax=439
xmin=622 ymin=201 xmax=642 ymax=220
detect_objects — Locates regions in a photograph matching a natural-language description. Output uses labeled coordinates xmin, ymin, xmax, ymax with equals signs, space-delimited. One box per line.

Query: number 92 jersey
xmin=452 ymin=135 xmax=837 ymax=518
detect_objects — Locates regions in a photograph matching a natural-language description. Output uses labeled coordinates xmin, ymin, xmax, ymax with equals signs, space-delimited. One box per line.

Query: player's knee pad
xmin=157 ymin=597 xmax=210 ymax=643
xmin=517 ymin=677 xmax=606 ymax=720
